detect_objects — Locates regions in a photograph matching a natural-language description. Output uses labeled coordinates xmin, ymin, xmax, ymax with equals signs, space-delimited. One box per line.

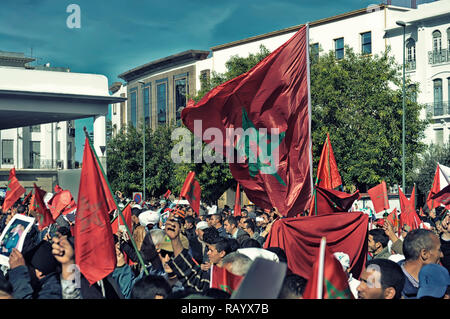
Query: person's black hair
xmin=369 ymin=228 xmax=389 ymax=248
xmin=278 ymin=274 xmax=307 ymax=298
xmin=214 ymin=239 xmax=233 ymax=255
xmin=130 ymin=275 xmax=171 ymax=299
xmin=202 ymin=227 xmax=220 ymax=244
xmin=225 ymin=215 xmax=238 ymax=227
xmin=0 ymin=272 xmax=12 ymax=296
xmin=17 ymin=204 xmax=26 ymax=214
xmin=227 ymin=238 xmax=240 ymax=252
xmin=184 ymin=215 xmax=195 ymax=225
xmin=265 ymin=247 xmax=288 ymax=263
xmin=203 ymin=288 xmax=230 ymax=299
xmin=240 ymin=238 xmax=261 ymax=248
xmin=131 ymin=207 xmax=142 ymax=218
xmin=244 ymin=218 xmax=256 ymax=233
xmin=365 ymin=259 xmax=405 ymax=299
xmin=402 ymin=229 xmax=436 ymax=261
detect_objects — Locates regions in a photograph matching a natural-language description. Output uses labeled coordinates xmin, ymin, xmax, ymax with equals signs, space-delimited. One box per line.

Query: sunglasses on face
xmin=159 ymin=250 xmax=174 ymax=258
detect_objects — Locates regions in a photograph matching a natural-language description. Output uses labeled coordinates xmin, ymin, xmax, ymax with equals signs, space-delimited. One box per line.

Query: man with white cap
xmin=139 ymin=210 xmax=161 ymax=231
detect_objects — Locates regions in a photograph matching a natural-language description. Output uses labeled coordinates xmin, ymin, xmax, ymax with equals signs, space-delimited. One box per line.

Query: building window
xmin=120 ymin=93 xmax=126 ymax=127
xmin=143 ymin=85 xmax=151 ymax=126
xmin=361 ymin=31 xmax=372 ymax=55
xmin=434 ymin=79 xmax=443 ymax=115
xmin=432 ymin=30 xmax=442 ymax=53
xmin=447 ymin=28 xmax=450 ymax=50
xmin=2 ymin=140 xmax=13 ymax=165
xmin=29 ymin=125 xmax=40 ymax=132
xmin=334 ymin=38 xmax=344 ymax=60
xmin=406 ymin=38 xmax=416 ymax=62
xmin=435 ymin=128 xmax=444 ymax=146
xmin=310 ymin=43 xmax=319 ymax=62
xmin=156 ymin=80 xmax=167 ymax=125
xmin=174 ymin=74 xmax=188 ymax=121
xmin=130 ymin=89 xmax=137 ymax=127
xmin=30 ymin=141 xmax=40 ymax=169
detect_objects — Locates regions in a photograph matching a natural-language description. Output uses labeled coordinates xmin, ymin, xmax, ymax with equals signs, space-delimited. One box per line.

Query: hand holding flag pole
xmin=83 ymin=127 xmax=148 ymax=276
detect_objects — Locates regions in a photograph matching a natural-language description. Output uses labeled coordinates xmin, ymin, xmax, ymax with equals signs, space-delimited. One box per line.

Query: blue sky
xmin=1 ymin=0 xmax=386 ymax=162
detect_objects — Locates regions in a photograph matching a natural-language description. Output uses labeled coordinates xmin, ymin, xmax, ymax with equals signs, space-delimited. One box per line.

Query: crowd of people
xmin=0 ymin=192 xmax=449 ymax=300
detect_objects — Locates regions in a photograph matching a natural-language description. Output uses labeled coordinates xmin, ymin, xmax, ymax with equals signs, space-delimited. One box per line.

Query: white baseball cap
xmin=139 ymin=210 xmax=161 ymax=227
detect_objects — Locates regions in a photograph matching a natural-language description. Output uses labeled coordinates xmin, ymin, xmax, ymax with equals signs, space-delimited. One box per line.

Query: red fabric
xmin=163 ymin=189 xmax=171 ymax=199
xmin=303 ymin=242 xmax=353 ymax=299
xmin=431 ymin=183 xmax=450 ymax=206
xmin=22 ymin=190 xmax=32 ymax=206
xmin=264 ymin=212 xmax=368 ymax=281
xmin=310 ymin=186 xmax=359 ymax=216
xmin=180 ymin=171 xmax=201 ymax=215
xmin=367 ymin=181 xmax=389 ymax=213
xmin=33 ymin=183 xmax=55 ymax=231
xmin=110 ymin=204 xmax=132 ymax=235
xmin=234 ymin=183 xmax=241 ymax=217
xmin=74 ymin=137 xmax=117 ymax=285
xmin=2 ymin=168 xmax=26 ymax=213
xmin=398 ymin=186 xmax=415 ymax=215
xmin=181 ymin=26 xmax=311 ymax=218
xmin=316 ymin=133 xmax=342 ymax=189
xmin=427 ymin=164 xmax=441 ymax=210
xmin=48 ymin=189 xmax=77 ymax=220
xmin=210 ymin=265 xmax=243 ymax=294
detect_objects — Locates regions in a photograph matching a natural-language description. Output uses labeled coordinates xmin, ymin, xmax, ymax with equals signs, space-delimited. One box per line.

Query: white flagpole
xmin=317 ymin=236 xmax=326 ymax=299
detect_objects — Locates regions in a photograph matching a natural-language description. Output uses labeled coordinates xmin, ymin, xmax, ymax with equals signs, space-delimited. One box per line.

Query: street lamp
xmin=138 ymin=80 xmax=146 ymax=202
xmin=396 ymin=20 xmax=406 ymax=191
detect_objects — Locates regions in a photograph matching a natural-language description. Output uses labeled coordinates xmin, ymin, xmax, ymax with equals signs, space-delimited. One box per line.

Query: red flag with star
xmin=180 ymin=171 xmax=201 ymax=216
xmin=367 ymin=181 xmax=389 ymax=213
xmin=2 ymin=168 xmax=26 ymax=213
xmin=210 ymin=264 xmax=243 ymax=294
xmin=33 ymin=183 xmax=56 ymax=231
xmin=74 ymin=137 xmax=116 ymax=285
xmin=181 ymin=25 xmax=312 ymax=217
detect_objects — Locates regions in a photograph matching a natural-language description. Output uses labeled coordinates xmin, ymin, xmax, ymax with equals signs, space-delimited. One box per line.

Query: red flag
xmin=426 ymin=163 xmax=450 ymax=210
xmin=398 ymin=186 xmax=415 ymax=215
xmin=33 ymin=184 xmax=56 ymax=231
xmin=163 ymin=189 xmax=171 ymax=199
xmin=74 ymin=137 xmax=117 ymax=285
xmin=48 ymin=189 xmax=77 ymax=220
xmin=311 ymin=186 xmax=359 ymax=216
xmin=180 ymin=171 xmax=201 ymax=215
xmin=181 ymin=25 xmax=311 ymax=218
xmin=386 ymin=208 xmax=399 ymax=229
xmin=367 ymin=181 xmax=389 ymax=213
xmin=210 ymin=264 xmax=244 ymax=294
xmin=431 ymin=183 xmax=450 ymax=207
xmin=234 ymin=183 xmax=241 ymax=217
xmin=264 ymin=212 xmax=368 ymax=281
xmin=316 ymin=133 xmax=342 ymax=189
xmin=303 ymin=237 xmax=353 ymax=299
xmin=2 ymin=168 xmax=26 ymax=213
xmin=111 ymin=204 xmax=132 ymax=235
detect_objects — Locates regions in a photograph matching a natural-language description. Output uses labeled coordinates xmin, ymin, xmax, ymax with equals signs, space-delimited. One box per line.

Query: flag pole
xmin=83 ymin=127 xmax=148 ymax=275
xmin=317 ymin=236 xmax=326 ymax=299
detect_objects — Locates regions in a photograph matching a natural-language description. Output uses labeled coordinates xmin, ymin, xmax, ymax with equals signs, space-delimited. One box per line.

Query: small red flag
xmin=74 ymin=137 xmax=117 ymax=285
xmin=180 ymin=171 xmax=201 ymax=215
xmin=110 ymin=204 xmax=132 ymax=235
xmin=2 ymin=168 xmax=26 ymax=213
xmin=316 ymin=133 xmax=342 ymax=190
xmin=210 ymin=265 xmax=243 ymax=294
xmin=33 ymin=183 xmax=56 ymax=231
xmin=163 ymin=189 xmax=172 ymax=199
xmin=48 ymin=188 xmax=77 ymax=220
xmin=367 ymin=181 xmax=389 ymax=213
xmin=302 ymin=237 xmax=353 ymax=299
xmin=234 ymin=183 xmax=241 ymax=217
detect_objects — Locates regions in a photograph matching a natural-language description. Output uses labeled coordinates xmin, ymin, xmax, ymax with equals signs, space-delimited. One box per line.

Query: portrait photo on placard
xmin=0 ymin=214 xmax=35 ymax=267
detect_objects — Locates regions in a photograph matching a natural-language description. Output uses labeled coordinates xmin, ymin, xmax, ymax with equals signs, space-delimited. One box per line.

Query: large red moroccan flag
xmin=210 ymin=264 xmax=244 ymax=295
xmin=234 ymin=183 xmax=241 ymax=217
xmin=367 ymin=181 xmax=390 ymax=213
xmin=181 ymin=25 xmax=312 ymax=217
xmin=180 ymin=171 xmax=201 ymax=215
xmin=33 ymin=184 xmax=55 ymax=231
xmin=264 ymin=212 xmax=368 ymax=281
xmin=316 ymin=133 xmax=342 ymax=189
xmin=2 ymin=168 xmax=26 ymax=213
xmin=74 ymin=137 xmax=117 ymax=285
xmin=302 ymin=238 xmax=353 ymax=299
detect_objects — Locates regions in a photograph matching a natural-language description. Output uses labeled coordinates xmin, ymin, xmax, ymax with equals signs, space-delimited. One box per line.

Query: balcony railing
xmin=427 ymin=101 xmax=450 ymax=117
xmin=428 ymin=49 xmax=450 ymax=65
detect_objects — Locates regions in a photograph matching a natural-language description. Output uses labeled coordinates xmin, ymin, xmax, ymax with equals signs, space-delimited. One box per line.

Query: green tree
xmin=310 ymin=47 xmax=428 ymax=192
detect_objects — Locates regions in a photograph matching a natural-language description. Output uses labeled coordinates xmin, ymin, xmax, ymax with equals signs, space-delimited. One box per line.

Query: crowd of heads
xmin=0 ymin=192 xmax=448 ymax=300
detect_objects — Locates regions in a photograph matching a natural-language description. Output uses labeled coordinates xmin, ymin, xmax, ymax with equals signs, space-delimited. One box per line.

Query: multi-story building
xmin=0 ymin=51 xmax=76 ymax=171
